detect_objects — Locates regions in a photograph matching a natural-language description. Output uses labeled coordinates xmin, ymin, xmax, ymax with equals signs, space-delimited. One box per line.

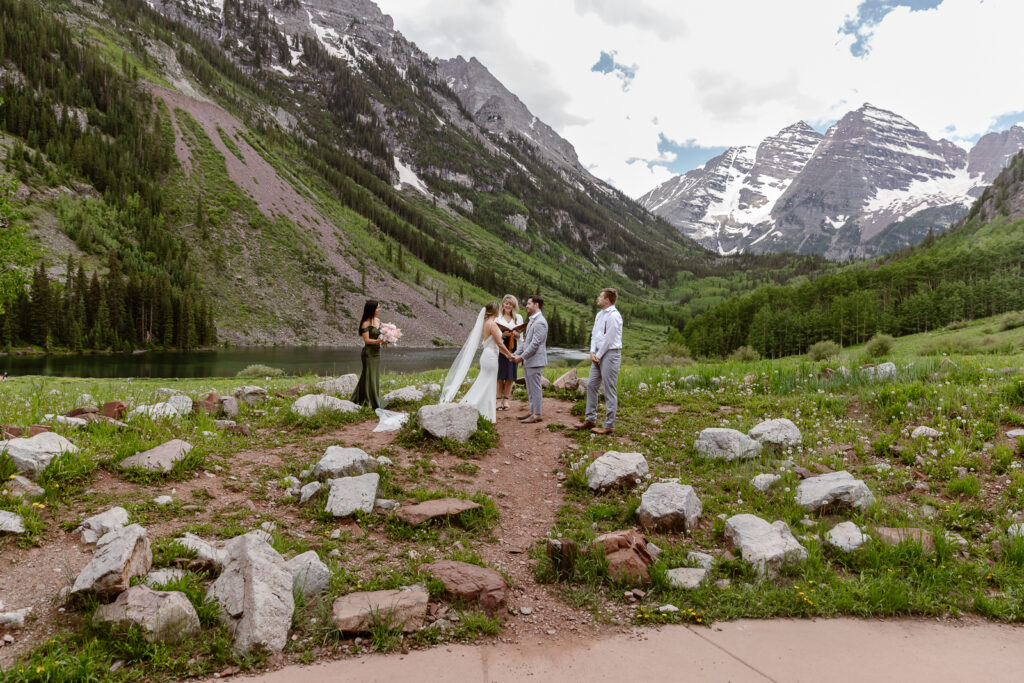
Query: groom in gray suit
xmin=513 ymin=295 xmax=548 ymax=424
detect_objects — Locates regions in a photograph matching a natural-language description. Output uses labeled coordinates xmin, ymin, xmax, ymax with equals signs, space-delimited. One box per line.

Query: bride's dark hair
xmin=358 ymin=300 xmax=378 ymax=333
xmin=484 ymin=301 xmax=500 ymax=318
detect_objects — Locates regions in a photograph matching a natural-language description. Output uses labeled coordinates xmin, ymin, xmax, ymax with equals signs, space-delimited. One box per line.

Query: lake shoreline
xmin=0 ymin=345 xmax=589 ymax=379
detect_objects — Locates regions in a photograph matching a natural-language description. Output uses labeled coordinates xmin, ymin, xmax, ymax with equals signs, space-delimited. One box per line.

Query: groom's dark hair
xmin=528 ymin=295 xmax=544 ymax=309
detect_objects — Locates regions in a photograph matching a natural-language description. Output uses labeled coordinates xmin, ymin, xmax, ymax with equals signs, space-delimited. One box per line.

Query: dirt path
xmin=242 ymin=617 xmax=1024 ymax=683
xmin=0 ymin=397 xmax=610 ymax=667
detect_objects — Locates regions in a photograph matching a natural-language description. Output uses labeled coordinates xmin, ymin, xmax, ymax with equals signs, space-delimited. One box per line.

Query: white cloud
xmin=375 ymin=0 xmax=1024 ymax=198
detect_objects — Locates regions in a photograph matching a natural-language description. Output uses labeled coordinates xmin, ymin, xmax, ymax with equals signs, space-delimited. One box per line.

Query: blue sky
xmin=376 ymin=0 xmax=1024 ymax=197
xmin=840 ymin=0 xmax=946 ymax=57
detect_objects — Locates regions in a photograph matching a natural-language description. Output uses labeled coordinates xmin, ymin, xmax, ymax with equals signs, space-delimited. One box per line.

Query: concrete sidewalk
xmin=248 ymin=618 xmax=1023 ymax=682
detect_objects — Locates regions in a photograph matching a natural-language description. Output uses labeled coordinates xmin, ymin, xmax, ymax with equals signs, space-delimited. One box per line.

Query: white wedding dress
xmin=459 ymin=336 xmax=498 ymax=422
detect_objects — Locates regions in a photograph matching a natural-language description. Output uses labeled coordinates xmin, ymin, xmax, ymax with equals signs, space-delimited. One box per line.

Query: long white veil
xmin=440 ymin=307 xmax=486 ymax=403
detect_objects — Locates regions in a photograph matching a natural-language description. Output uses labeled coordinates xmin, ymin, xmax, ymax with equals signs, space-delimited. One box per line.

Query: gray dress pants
xmin=585 ymin=349 xmax=620 ymax=428
xmin=524 ymin=364 xmax=543 ymax=415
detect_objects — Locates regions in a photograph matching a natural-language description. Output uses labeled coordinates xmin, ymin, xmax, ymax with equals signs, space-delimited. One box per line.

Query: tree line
xmin=0 ymin=254 xmax=216 ymax=352
xmin=680 ymin=218 xmax=1024 ymax=358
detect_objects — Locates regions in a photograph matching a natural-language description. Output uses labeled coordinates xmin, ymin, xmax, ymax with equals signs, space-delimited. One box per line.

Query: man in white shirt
xmin=574 ymin=288 xmax=622 ymax=435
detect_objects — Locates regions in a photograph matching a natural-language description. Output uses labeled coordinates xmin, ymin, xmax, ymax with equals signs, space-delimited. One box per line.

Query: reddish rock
xmin=66 ymin=406 xmax=99 ymax=418
xmin=594 ymin=530 xmax=654 ymax=583
xmin=28 ymin=425 xmax=49 ymax=436
xmin=332 ymin=590 xmax=428 ymax=633
xmin=1 ymin=425 xmax=23 ymax=438
xmin=792 ymin=466 xmax=814 ymax=479
xmin=552 ymin=368 xmax=578 ymax=391
xmin=417 ymin=560 xmax=507 ymax=614
xmin=395 ymin=498 xmax=481 ymax=525
xmin=192 ymin=392 xmax=220 ymax=416
xmin=103 ymin=401 xmax=128 ymax=420
xmin=226 ymin=425 xmax=251 ymax=437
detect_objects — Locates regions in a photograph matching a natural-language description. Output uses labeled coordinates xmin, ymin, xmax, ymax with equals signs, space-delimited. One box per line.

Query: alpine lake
xmin=0 ymin=345 xmax=590 ymax=378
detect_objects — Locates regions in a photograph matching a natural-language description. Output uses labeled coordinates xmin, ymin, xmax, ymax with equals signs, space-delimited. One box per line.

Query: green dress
xmin=351 ymin=326 xmax=381 ymax=409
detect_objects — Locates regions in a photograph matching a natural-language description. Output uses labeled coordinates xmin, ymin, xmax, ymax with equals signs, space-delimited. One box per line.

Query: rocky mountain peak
xmin=437 ymin=56 xmax=582 ymax=172
xmin=642 ymin=103 xmax=1024 ymax=259
xmin=968 ymin=125 xmax=1024 ymax=186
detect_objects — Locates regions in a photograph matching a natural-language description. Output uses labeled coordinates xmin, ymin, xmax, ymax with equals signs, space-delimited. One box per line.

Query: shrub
xmin=807 ymin=340 xmax=841 ymax=361
xmin=236 ymin=364 xmax=285 ymax=378
xmin=645 ymin=342 xmax=693 ymax=366
xmin=728 ymin=345 xmax=760 ymax=362
xmin=864 ymin=333 xmax=894 ymax=358
xmin=999 ymin=311 xmax=1024 ymax=331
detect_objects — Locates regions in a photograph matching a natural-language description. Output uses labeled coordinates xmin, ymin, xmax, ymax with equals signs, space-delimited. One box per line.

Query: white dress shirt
xmin=590 ymin=304 xmax=623 ymax=360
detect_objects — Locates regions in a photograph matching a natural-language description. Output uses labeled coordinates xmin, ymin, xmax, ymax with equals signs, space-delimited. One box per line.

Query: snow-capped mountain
xmin=641 ymin=104 xmax=1024 ymax=258
xmin=640 ymin=122 xmax=822 ymax=255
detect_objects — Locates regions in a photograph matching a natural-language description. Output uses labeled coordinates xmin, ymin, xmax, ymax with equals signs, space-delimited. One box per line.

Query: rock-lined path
xmin=0 ymin=395 xmax=604 ymax=666
xmin=247 ymin=618 xmax=1024 ymax=683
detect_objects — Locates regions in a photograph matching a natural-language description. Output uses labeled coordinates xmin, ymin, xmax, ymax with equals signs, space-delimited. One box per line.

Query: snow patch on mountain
xmin=864 ymin=166 xmax=975 ymax=215
xmin=393 ymin=156 xmax=429 ymax=195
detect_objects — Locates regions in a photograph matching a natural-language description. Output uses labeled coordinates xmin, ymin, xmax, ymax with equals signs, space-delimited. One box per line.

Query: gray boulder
xmin=666 ymin=567 xmax=708 ymax=589
xmin=864 ymin=362 xmax=896 ymax=380
xmin=218 ymin=397 xmax=240 ymax=419
xmin=94 ymin=585 xmax=200 ymax=643
xmin=724 ymin=514 xmax=807 ymax=577
xmin=383 ymin=386 xmax=424 ymax=404
xmin=234 ymin=386 xmax=268 ymax=406
xmin=911 ymin=426 xmax=940 ymax=439
xmin=206 ymin=534 xmax=294 ymax=655
xmin=796 ymin=471 xmax=874 ymax=512
xmin=325 ymin=474 xmax=379 ymax=517
xmin=286 ymin=551 xmax=331 ymax=599
xmin=119 ymin=440 xmax=192 ymax=473
xmin=291 ymin=394 xmax=359 ymax=418
xmin=748 ymin=418 xmax=801 ymax=448
xmin=298 ymin=481 xmax=322 ymax=504
xmin=166 ymin=394 xmax=194 ymax=416
xmin=636 ymin=482 xmax=701 ymax=532
xmin=42 ymin=414 xmax=88 ymax=427
xmin=750 ymin=473 xmax=782 ymax=492
xmin=1007 ymin=429 xmax=1024 ymax=439
xmin=75 ymin=507 xmax=129 ymax=544
xmin=71 ymin=524 xmax=152 ymax=597
xmin=826 ymin=521 xmax=869 ymax=552
xmin=144 ymin=568 xmax=187 ymax=587
xmin=0 ymin=510 xmax=25 ymax=534
xmin=585 ymin=451 xmax=649 ymax=491
xmin=1 ymin=432 xmax=79 ymax=479
xmin=312 ymin=447 xmax=377 ymax=479
xmin=416 ymin=404 xmax=479 ymax=443
xmin=687 ymin=551 xmax=715 ymax=569
xmin=126 ymin=403 xmax=180 ymax=421
xmin=1 ymin=475 xmax=44 ymax=499
xmin=316 ymin=375 xmax=359 ymax=396
xmin=176 ymin=532 xmax=228 ymax=569
xmin=694 ymin=428 xmax=762 ymax=461
xmin=0 ymin=606 xmax=31 ymax=628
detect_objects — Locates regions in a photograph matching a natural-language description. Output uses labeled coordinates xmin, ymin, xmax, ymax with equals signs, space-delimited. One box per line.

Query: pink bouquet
xmin=380 ymin=323 xmax=402 ymax=345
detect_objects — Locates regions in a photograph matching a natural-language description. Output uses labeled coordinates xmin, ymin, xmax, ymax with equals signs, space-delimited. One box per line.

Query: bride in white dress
xmin=440 ymin=301 xmax=516 ymax=422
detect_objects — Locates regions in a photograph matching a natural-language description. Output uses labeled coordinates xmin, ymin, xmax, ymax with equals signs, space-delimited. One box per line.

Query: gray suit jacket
xmin=519 ymin=313 xmax=548 ymax=368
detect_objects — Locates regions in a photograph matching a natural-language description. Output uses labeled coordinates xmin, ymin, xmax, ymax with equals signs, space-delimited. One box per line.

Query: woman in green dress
xmin=351 ymin=300 xmax=386 ymax=409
